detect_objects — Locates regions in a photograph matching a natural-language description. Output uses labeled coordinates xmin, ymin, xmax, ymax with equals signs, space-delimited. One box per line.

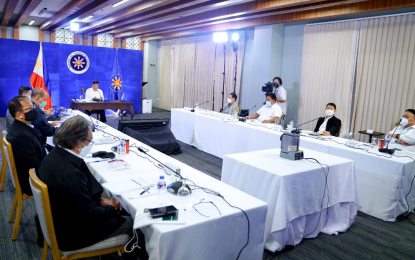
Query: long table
xmin=56 ymin=111 xmax=268 ymax=260
xmin=222 ymin=148 xmax=359 ymax=252
xmin=70 ymin=100 xmax=135 ymax=120
xmin=171 ymin=108 xmax=415 ymax=221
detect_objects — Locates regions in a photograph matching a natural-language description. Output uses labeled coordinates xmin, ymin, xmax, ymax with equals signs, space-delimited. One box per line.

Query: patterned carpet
xmin=1 ymin=109 xmax=415 ymax=260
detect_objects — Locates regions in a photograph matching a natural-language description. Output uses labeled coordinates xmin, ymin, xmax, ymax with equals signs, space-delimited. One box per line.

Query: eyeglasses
xmin=84 ymin=138 xmax=94 ymax=144
xmin=192 ymin=198 xmax=221 ymax=218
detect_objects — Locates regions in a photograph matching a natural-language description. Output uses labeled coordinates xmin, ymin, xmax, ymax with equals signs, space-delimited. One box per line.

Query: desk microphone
xmin=239 ymin=105 xmax=257 ymax=122
xmin=291 ymin=117 xmax=320 ymax=134
xmin=379 ymin=119 xmax=401 ymax=155
xmin=191 ymin=101 xmax=209 ymax=112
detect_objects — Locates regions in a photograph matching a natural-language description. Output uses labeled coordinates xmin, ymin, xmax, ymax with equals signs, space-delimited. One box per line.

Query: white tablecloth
xmin=222 ymin=148 xmax=359 ymax=252
xmin=62 ymin=112 xmax=268 ymax=260
xmin=171 ymin=108 xmax=415 ymax=221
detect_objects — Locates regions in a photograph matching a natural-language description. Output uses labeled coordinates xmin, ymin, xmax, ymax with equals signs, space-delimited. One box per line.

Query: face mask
xmin=227 ymin=98 xmax=232 ymax=104
xmin=400 ymin=118 xmax=409 ymax=126
xmin=23 ymin=108 xmax=38 ymax=122
xmin=39 ymin=101 xmax=47 ymax=108
xmin=265 ymin=101 xmax=271 ymax=107
xmin=325 ymin=110 xmax=334 ymax=116
xmin=79 ymin=141 xmax=93 ymax=157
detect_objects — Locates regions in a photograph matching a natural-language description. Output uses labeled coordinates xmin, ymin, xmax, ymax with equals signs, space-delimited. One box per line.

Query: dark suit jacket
xmin=38 ymin=147 xmax=125 ymax=251
xmin=6 ymin=120 xmax=46 ymax=195
xmin=32 ymin=102 xmax=56 ymax=144
xmin=314 ymin=116 xmax=342 ymax=136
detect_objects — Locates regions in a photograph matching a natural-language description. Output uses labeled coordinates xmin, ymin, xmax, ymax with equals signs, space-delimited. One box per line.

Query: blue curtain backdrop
xmin=0 ymin=38 xmax=143 ymax=116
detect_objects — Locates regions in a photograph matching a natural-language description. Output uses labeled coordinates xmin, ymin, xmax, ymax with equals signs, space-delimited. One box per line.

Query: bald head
xmin=32 ymin=88 xmax=47 ymax=98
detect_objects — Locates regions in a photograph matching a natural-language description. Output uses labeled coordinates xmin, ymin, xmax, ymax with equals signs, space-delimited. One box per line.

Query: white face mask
xmin=79 ymin=141 xmax=93 ymax=157
xmin=325 ymin=110 xmax=334 ymax=116
xmin=400 ymin=118 xmax=409 ymax=126
xmin=227 ymin=98 xmax=232 ymax=104
xmin=265 ymin=101 xmax=271 ymax=107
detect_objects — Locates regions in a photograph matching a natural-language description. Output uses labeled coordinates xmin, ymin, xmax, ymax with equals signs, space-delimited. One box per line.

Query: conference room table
xmin=70 ymin=100 xmax=135 ymax=119
xmin=171 ymin=108 xmax=415 ymax=222
xmin=49 ymin=111 xmax=268 ymax=260
xmin=222 ymin=148 xmax=360 ymax=252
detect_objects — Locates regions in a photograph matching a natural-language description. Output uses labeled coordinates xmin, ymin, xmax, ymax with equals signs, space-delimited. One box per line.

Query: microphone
xmin=239 ymin=105 xmax=257 ymax=122
xmin=379 ymin=119 xmax=401 ymax=155
xmin=291 ymin=117 xmax=320 ymax=134
xmin=137 ymin=147 xmax=189 ymax=195
xmin=191 ymin=101 xmax=209 ymax=112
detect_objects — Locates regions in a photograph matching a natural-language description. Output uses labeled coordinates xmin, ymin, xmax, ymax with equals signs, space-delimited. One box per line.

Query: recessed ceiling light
xmin=112 ymin=0 xmax=129 ymax=7
xmin=29 ymin=20 xmax=35 ymax=25
xmin=38 ymin=8 xmax=47 ymax=16
xmin=70 ymin=22 xmax=79 ymax=31
xmin=82 ymin=15 xmax=94 ymax=21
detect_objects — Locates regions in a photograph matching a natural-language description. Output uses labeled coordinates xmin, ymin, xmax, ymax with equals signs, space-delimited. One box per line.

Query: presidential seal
xmin=67 ymin=51 xmax=90 ymax=74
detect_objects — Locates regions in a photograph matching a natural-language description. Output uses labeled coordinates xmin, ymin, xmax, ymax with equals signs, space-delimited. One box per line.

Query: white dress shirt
xmin=318 ymin=116 xmax=333 ymax=133
xmin=85 ymin=88 xmax=104 ymax=101
xmin=274 ymin=85 xmax=287 ymax=115
xmin=257 ymin=103 xmax=282 ymax=122
xmin=389 ymin=125 xmax=415 ymax=145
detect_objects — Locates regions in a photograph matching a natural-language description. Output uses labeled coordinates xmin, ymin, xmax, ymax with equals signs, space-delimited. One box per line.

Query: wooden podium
xmin=70 ymin=100 xmax=135 ymax=120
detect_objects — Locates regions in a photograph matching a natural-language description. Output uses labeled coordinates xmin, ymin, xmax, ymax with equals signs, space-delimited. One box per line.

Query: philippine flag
xmin=30 ymin=43 xmax=52 ymax=110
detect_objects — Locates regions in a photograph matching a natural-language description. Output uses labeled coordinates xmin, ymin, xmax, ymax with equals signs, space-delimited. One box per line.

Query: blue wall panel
xmin=0 ymin=38 xmax=143 ymax=116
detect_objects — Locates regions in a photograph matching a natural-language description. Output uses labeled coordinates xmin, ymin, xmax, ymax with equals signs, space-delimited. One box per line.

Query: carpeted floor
xmin=1 ymin=108 xmax=415 ymax=260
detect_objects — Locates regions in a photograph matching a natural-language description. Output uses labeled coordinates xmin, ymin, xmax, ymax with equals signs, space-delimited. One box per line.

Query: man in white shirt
xmin=273 ymin=77 xmax=287 ymax=115
xmin=388 ymin=109 xmax=415 ymax=146
xmin=85 ymin=81 xmax=106 ymax=123
xmin=244 ymin=93 xmax=282 ymax=123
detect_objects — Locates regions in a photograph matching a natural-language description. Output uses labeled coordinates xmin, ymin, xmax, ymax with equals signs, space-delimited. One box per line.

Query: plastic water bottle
xmin=157 ymin=176 xmax=167 ymax=205
xmin=339 ymin=131 xmax=344 ymax=138
xmin=195 ymin=102 xmax=199 ymax=110
xmin=233 ymin=110 xmax=238 ymax=119
xmin=385 ymin=135 xmax=392 ymax=146
xmin=117 ymin=139 xmax=126 ymax=157
xmin=348 ymin=132 xmax=354 ymax=140
xmin=79 ymin=94 xmax=83 ymax=100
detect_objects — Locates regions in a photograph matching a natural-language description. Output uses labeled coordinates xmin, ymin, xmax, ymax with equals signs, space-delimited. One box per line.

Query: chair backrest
xmin=337 ymin=123 xmax=343 ymax=137
xmin=2 ymin=135 xmax=18 ymax=189
xmin=0 ymin=130 xmax=7 ymax=168
xmin=238 ymin=105 xmax=242 ymax=116
xmin=81 ymin=88 xmax=87 ymax=95
xmin=29 ymin=169 xmax=61 ymax=260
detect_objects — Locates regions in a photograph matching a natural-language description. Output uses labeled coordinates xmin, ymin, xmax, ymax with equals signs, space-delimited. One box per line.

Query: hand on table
xmin=322 ymin=131 xmax=330 ymax=136
xmin=50 ymin=121 xmax=59 ymax=127
xmin=244 ymin=116 xmax=250 ymax=119
xmin=262 ymin=120 xmax=270 ymax=123
xmin=109 ymin=197 xmax=122 ymax=211
xmin=46 ymin=110 xmax=54 ymax=115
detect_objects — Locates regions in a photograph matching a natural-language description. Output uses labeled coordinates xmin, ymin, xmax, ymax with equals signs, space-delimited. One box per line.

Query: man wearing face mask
xmin=38 ymin=116 xmax=148 ymax=257
xmin=6 ymin=86 xmax=32 ymax=131
xmin=273 ymin=77 xmax=287 ymax=115
xmin=244 ymin=93 xmax=282 ymax=123
xmin=31 ymin=88 xmax=59 ymax=149
xmin=313 ymin=103 xmax=342 ymax=136
xmin=6 ymin=96 xmax=47 ymax=196
xmin=222 ymin=93 xmax=239 ymax=115
xmin=387 ymin=109 xmax=415 ymax=146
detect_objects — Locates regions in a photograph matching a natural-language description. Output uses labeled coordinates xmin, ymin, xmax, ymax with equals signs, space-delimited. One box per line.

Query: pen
xmin=140 ymin=188 xmax=150 ymax=195
xmin=88 ymin=159 xmax=108 ymax=163
xmin=131 ymin=179 xmax=142 ymax=186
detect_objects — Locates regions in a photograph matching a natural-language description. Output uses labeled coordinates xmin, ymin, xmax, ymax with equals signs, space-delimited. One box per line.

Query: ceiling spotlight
xmin=213 ymin=32 xmax=228 ymax=43
xmin=29 ymin=20 xmax=35 ymax=25
xmin=112 ymin=0 xmax=129 ymax=7
xmin=38 ymin=8 xmax=47 ymax=16
xmin=231 ymin=32 xmax=240 ymax=42
xmin=70 ymin=22 xmax=79 ymax=31
xmin=82 ymin=14 xmax=94 ymax=21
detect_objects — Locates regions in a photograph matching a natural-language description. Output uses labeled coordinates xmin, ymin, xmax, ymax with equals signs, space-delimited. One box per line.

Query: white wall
xmin=19 ymin=25 xmax=39 ymax=41
xmin=143 ymin=40 xmax=161 ymax=107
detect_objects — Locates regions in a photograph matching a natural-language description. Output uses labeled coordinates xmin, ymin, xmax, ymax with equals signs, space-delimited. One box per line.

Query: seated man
xmin=388 ymin=109 xmax=415 ymax=146
xmin=6 ymin=96 xmax=47 ymax=196
xmin=222 ymin=93 xmax=239 ymax=115
xmin=31 ymin=88 xmax=59 ymax=148
xmin=244 ymin=93 xmax=282 ymax=123
xmin=6 ymin=86 xmax=32 ymax=131
xmin=314 ymin=103 xmax=342 ymax=136
xmin=38 ymin=116 xmax=148 ymax=256
xmin=85 ymin=80 xmax=107 ymax=123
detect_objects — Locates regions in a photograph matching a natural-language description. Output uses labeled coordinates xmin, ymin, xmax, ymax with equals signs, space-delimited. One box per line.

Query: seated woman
xmin=38 ymin=116 xmax=145 ymax=256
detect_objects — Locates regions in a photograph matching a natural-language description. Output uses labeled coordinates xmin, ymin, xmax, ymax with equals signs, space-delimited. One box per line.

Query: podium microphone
xmin=239 ymin=105 xmax=257 ymax=122
xmin=379 ymin=119 xmax=401 ymax=155
xmin=291 ymin=117 xmax=320 ymax=134
xmin=191 ymin=101 xmax=209 ymax=112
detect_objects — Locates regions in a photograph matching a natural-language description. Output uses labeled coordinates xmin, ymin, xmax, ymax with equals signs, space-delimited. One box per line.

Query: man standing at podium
xmin=85 ymin=81 xmax=107 ymax=123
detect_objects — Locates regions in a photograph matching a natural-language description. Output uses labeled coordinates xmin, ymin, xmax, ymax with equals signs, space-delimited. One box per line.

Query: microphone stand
xmin=232 ymin=42 xmax=238 ymax=94
xmin=379 ymin=120 xmax=401 ymax=155
xmin=239 ymin=105 xmax=257 ymax=122
xmin=220 ymin=43 xmax=226 ymax=112
xmin=191 ymin=101 xmax=209 ymax=112
xmin=291 ymin=117 xmax=320 ymax=134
